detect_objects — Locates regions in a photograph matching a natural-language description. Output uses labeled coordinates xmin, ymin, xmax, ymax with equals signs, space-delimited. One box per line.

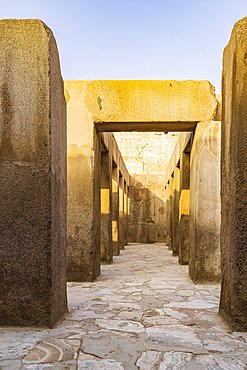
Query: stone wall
xmin=114 ymin=132 xmax=179 ymax=243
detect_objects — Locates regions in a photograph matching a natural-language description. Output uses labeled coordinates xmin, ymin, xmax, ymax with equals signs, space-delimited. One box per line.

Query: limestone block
xmin=0 ymin=20 xmax=67 ymax=327
xmin=169 ymin=176 xmax=174 ymax=250
xmin=131 ymin=201 xmax=147 ymax=223
xmin=166 ymin=184 xmax=170 ymax=247
xmin=179 ymin=152 xmax=190 ymax=265
xmin=82 ymin=80 xmax=217 ymax=132
xmin=112 ymin=166 xmax=119 ymax=256
xmin=128 ymin=223 xmax=149 ymax=244
xmin=220 ymin=16 xmax=247 ymax=330
xmin=134 ymin=188 xmax=149 ymax=202
xmin=189 ymin=121 xmax=221 ymax=283
xmin=172 ymin=167 xmax=180 ymax=256
xmin=101 ymin=150 xmax=113 ymax=264
xmin=65 ymin=81 xmax=101 ymax=282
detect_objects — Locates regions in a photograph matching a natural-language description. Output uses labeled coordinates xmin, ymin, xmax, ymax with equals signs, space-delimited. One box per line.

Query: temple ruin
xmin=1 ymin=15 xmax=247 ymax=367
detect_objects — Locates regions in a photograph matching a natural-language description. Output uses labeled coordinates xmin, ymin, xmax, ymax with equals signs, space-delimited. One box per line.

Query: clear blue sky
xmin=2 ymin=0 xmax=247 ymax=93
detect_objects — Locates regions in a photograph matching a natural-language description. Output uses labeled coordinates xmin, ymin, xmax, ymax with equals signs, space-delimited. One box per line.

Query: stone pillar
xmin=169 ymin=174 xmax=174 ymax=250
xmin=100 ymin=151 xmax=113 ymax=264
xmin=172 ymin=165 xmax=180 ymax=256
xmin=179 ymin=152 xmax=190 ymax=265
xmin=112 ymin=163 xmax=119 ymax=255
xmin=119 ymin=174 xmax=125 ymax=250
xmin=189 ymin=120 xmax=221 ymax=283
xmin=220 ymin=17 xmax=247 ymax=330
xmin=124 ymin=181 xmax=128 ymax=246
xmin=65 ymin=81 xmax=101 ymax=282
xmin=127 ymin=185 xmax=130 ymax=243
xmin=0 ymin=20 xmax=67 ymax=327
xmin=166 ymin=183 xmax=170 ymax=246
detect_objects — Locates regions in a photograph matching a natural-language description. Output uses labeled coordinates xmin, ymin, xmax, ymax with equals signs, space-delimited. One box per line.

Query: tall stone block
xmin=112 ymin=163 xmax=119 ymax=255
xmin=189 ymin=120 xmax=221 ymax=283
xmin=220 ymin=17 xmax=247 ymax=330
xmin=65 ymin=81 xmax=101 ymax=282
xmin=101 ymin=151 xmax=112 ymax=264
xmin=169 ymin=175 xmax=174 ymax=250
xmin=0 ymin=20 xmax=67 ymax=327
xmin=179 ymin=152 xmax=190 ymax=265
xmin=119 ymin=174 xmax=125 ymax=250
xmin=173 ymin=166 xmax=180 ymax=256
xmin=124 ymin=182 xmax=128 ymax=245
xmin=166 ymin=183 xmax=170 ymax=246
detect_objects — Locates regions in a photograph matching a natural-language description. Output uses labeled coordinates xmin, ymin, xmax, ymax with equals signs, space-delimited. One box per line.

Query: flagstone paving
xmin=1 ymin=243 xmax=247 ymax=369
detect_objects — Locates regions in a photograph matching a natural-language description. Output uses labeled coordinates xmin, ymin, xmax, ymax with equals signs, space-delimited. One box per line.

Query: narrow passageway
xmin=1 ymin=244 xmax=247 ymax=369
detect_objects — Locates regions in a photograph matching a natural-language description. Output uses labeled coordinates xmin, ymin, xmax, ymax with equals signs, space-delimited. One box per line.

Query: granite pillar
xmin=65 ymin=81 xmax=101 ymax=282
xmin=112 ymin=163 xmax=119 ymax=255
xmin=119 ymin=174 xmax=125 ymax=250
xmin=179 ymin=152 xmax=190 ymax=265
xmin=166 ymin=183 xmax=170 ymax=247
xmin=173 ymin=165 xmax=180 ymax=256
xmin=189 ymin=120 xmax=221 ymax=283
xmin=124 ymin=181 xmax=128 ymax=246
xmin=169 ymin=175 xmax=174 ymax=250
xmin=100 ymin=151 xmax=113 ymax=264
xmin=0 ymin=20 xmax=67 ymax=327
xmin=220 ymin=16 xmax=247 ymax=330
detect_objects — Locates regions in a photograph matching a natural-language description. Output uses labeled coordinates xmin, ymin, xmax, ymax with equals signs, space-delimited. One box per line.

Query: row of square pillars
xmin=164 ymin=124 xmax=221 ymax=284
xmin=1 ymin=18 xmax=247 ymax=331
xmin=100 ymin=134 xmax=130 ymax=264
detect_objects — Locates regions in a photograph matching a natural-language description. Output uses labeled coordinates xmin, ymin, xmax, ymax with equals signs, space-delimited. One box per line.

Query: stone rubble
xmin=1 ymin=243 xmax=247 ymax=369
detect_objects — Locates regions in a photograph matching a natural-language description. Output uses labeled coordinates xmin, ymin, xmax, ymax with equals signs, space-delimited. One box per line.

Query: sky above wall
xmin=2 ymin=0 xmax=247 ymax=93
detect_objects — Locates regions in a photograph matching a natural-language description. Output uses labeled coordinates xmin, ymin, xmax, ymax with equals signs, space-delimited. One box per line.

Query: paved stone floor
xmin=1 ymin=243 xmax=247 ymax=369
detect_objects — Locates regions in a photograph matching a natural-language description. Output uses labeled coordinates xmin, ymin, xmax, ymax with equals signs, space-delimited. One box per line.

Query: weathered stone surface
xmin=166 ymin=183 xmax=170 ymax=246
xmin=101 ymin=151 xmax=113 ymax=264
xmin=169 ymin=175 xmax=174 ymax=250
xmin=83 ymin=80 xmax=217 ymax=132
xmin=2 ymin=243 xmax=247 ymax=368
xmin=118 ymin=175 xmax=125 ymax=250
xmin=112 ymin=164 xmax=119 ymax=256
xmin=65 ymin=81 xmax=101 ymax=282
xmin=172 ymin=166 xmax=180 ymax=256
xmin=189 ymin=121 xmax=221 ymax=283
xmin=0 ymin=19 xmax=67 ymax=327
xmin=23 ymin=339 xmax=80 ymax=364
xmin=179 ymin=152 xmax=190 ymax=265
xmin=114 ymin=132 xmax=176 ymax=244
xmin=220 ymin=16 xmax=247 ymax=330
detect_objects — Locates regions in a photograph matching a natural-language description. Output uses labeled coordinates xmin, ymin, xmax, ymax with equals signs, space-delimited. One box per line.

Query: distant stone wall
xmin=114 ymin=132 xmax=179 ymax=243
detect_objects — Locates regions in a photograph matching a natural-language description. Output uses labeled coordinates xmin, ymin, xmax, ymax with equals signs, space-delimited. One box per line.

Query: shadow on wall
xmin=129 ymin=175 xmax=166 ymax=243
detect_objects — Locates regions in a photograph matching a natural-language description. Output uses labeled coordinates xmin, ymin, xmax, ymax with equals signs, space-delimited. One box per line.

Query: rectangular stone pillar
xmin=100 ymin=151 xmax=113 ymax=264
xmin=127 ymin=185 xmax=130 ymax=243
xmin=172 ymin=165 xmax=180 ymax=256
xmin=189 ymin=120 xmax=221 ymax=283
xmin=112 ymin=163 xmax=119 ymax=255
xmin=124 ymin=181 xmax=128 ymax=246
xmin=0 ymin=20 xmax=67 ymax=327
xmin=119 ymin=174 xmax=125 ymax=250
xmin=220 ymin=17 xmax=247 ymax=330
xmin=166 ymin=183 xmax=170 ymax=246
xmin=179 ymin=152 xmax=190 ymax=265
xmin=169 ymin=174 xmax=174 ymax=250
xmin=65 ymin=81 xmax=101 ymax=282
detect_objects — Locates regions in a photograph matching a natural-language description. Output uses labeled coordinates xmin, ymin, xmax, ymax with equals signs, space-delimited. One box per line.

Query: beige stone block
xmin=82 ymin=80 xmax=217 ymax=132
